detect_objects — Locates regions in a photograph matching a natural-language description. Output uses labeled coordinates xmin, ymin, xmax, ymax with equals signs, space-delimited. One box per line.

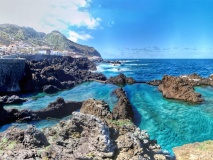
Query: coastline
xmin=1 ymin=58 xmax=213 ymax=159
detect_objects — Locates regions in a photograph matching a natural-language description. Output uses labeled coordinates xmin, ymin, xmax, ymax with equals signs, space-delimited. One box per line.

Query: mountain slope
xmin=0 ymin=24 xmax=101 ymax=57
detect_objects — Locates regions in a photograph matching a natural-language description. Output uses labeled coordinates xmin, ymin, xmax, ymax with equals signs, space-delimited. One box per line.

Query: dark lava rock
xmin=43 ymin=85 xmax=60 ymax=94
xmin=32 ymin=97 xmax=82 ymax=119
xmin=106 ymin=73 xmax=135 ymax=86
xmin=0 ymin=95 xmax=27 ymax=104
xmin=112 ymin=88 xmax=134 ymax=120
xmin=19 ymin=56 xmax=106 ymax=93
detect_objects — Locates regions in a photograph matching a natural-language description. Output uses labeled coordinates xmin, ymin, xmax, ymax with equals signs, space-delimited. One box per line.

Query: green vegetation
xmin=0 ymin=24 xmax=101 ymax=57
xmin=108 ymin=119 xmax=133 ymax=126
xmin=197 ymin=141 xmax=213 ymax=151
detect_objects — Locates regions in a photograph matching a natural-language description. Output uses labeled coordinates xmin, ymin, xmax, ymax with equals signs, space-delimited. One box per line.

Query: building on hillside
xmin=0 ymin=44 xmax=7 ymax=52
xmin=51 ymin=50 xmax=63 ymax=56
xmin=7 ymin=44 xmax=18 ymax=53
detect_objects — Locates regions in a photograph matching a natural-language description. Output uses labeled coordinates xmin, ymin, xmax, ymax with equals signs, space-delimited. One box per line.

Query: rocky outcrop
xmin=147 ymin=73 xmax=213 ymax=102
xmin=0 ymin=58 xmax=25 ymax=93
xmin=32 ymin=97 xmax=82 ymax=119
xmin=0 ymin=112 xmax=170 ymax=160
xmin=0 ymin=112 xmax=115 ymax=159
xmin=80 ymin=98 xmax=112 ymax=119
xmin=173 ymin=140 xmax=213 ymax=160
xmin=20 ymin=56 xmax=107 ymax=93
xmin=0 ymin=105 xmax=34 ymax=125
xmin=0 ymin=97 xmax=81 ymax=125
xmin=158 ymin=75 xmax=203 ymax=103
xmin=0 ymin=95 xmax=27 ymax=104
xmin=112 ymin=88 xmax=134 ymax=120
xmin=106 ymin=73 xmax=135 ymax=86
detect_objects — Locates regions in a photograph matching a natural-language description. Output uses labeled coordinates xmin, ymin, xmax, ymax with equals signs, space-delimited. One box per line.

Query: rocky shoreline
xmin=148 ymin=73 xmax=213 ymax=103
xmin=0 ymin=98 xmax=171 ymax=159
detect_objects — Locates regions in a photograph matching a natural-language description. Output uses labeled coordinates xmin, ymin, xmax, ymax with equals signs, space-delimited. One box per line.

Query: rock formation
xmin=0 ymin=97 xmax=81 ymax=125
xmin=0 ymin=95 xmax=27 ymax=104
xmin=147 ymin=73 xmax=213 ymax=102
xmin=32 ymin=97 xmax=82 ymax=119
xmin=147 ymin=80 xmax=162 ymax=86
xmin=0 ymin=111 xmax=170 ymax=160
xmin=112 ymin=88 xmax=134 ymax=120
xmin=158 ymin=75 xmax=203 ymax=103
xmin=19 ymin=56 xmax=107 ymax=94
xmin=106 ymin=73 xmax=135 ymax=86
xmin=80 ymin=98 xmax=112 ymax=119
xmin=173 ymin=140 xmax=213 ymax=160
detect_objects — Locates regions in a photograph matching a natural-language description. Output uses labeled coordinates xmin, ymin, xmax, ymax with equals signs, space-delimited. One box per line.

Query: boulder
xmin=80 ymin=98 xmax=112 ymax=119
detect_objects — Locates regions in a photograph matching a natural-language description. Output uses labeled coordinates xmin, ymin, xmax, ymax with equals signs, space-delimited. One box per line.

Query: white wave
xmin=119 ymin=60 xmax=139 ymax=62
xmin=125 ymin=63 xmax=148 ymax=66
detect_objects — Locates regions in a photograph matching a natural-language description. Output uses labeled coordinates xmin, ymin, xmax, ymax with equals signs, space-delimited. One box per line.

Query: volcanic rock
xmin=147 ymin=80 xmax=162 ymax=86
xmin=112 ymin=88 xmax=134 ymax=120
xmin=106 ymin=73 xmax=135 ymax=86
xmin=32 ymin=97 xmax=82 ymax=119
xmin=0 ymin=95 xmax=27 ymax=104
xmin=158 ymin=75 xmax=203 ymax=103
xmin=0 ymin=112 xmax=169 ymax=160
xmin=43 ymin=85 xmax=60 ymax=94
xmin=80 ymin=98 xmax=112 ymax=119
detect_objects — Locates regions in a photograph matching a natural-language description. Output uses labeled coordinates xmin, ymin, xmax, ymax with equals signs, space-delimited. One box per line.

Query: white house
xmin=0 ymin=45 xmax=7 ymax=52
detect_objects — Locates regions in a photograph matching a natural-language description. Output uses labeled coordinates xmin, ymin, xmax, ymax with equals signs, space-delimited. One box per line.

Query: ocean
xmin=2 ymin=59 xmax=213 ymax=155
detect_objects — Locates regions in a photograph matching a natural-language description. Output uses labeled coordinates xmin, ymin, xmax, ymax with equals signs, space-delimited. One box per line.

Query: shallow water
xmin=125 ymin=84 xmax=213 ymax=154
xmin=1 ymin=82 xmax=118 ymax=131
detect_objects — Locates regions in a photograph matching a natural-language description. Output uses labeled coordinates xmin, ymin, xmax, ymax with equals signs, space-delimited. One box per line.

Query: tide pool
xmin=124 ymin=83 xmax=213 ymax=154
xmin=1 ymin=82 xmax=118 ymax=132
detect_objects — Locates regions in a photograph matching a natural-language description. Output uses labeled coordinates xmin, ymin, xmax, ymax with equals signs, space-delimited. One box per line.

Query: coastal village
xmin=0 ymin=41 xmax=101 ymax=61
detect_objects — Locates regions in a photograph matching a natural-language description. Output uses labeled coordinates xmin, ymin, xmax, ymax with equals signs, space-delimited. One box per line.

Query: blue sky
xmin=1 ymin=0 xmax=213 ymax=58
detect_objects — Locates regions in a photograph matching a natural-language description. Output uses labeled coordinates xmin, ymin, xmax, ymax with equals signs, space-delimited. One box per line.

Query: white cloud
xmin=0 ymin=0 xmax=101 ymax=33
xmin=68 ymin=31 xmax=93 ymax=42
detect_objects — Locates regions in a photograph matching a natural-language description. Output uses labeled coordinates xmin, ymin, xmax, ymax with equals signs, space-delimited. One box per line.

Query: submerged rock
xmin=106 ymin=73 xmax=135 ymax=86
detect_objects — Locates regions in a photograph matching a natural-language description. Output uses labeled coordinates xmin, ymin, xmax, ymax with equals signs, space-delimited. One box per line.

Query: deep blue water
xmin=97 ymin=59 xmax=213 ymax=81
xmin=2 ymin=59 xmax=213 ymax=155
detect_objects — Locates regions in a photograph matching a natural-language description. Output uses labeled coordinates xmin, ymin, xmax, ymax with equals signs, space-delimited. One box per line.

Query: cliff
xmin=0 ymin=58 xmax=25 ymax=93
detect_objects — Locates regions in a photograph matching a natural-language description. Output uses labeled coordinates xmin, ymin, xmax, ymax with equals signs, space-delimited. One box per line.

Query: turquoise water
xmin=5 ymin=82 xmax=118 ymax=111
xmin=125 ymin=84 xmax=213 ymax=154
xmin=1 ymin=82 xmax=118 ymax=131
